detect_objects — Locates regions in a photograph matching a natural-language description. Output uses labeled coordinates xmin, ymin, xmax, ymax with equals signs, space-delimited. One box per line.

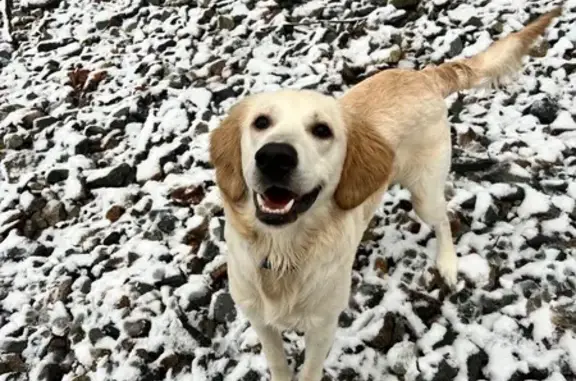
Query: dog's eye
xmin=311 ymin=123 xmax=333 ymax=139
xmin=253 ymin=115 xmax=271 ymax=130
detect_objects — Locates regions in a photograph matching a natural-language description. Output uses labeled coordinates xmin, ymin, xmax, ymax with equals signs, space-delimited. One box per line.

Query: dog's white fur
xmin=209 ymin=9 xmax=561 ymax=381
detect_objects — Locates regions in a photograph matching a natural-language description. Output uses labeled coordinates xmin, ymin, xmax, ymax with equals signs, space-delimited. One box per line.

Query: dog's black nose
xmin=255 ymin=143 xmax=298 ymax=181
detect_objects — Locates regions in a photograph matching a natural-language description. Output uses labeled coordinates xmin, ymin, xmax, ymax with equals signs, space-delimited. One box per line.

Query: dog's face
xmin=240 ymin=91 xmax=347 ymax=226
xmin=210 ymin=89 xmax=394 ymax=228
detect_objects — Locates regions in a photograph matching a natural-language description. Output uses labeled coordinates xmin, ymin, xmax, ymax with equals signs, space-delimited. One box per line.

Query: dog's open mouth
xmin=254 ymin=186 xmax=321 ymax=226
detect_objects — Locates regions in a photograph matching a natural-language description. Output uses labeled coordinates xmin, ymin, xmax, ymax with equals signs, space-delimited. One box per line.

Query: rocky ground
xmin=1 ymin=0 xmax=576 ymax=380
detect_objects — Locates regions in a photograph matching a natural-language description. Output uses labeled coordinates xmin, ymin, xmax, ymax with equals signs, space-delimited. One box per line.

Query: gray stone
xmin=46 ymin=169 xmax=69 ymax=184
xmin=390 ymin=0 xmax=419 ymax=9
xmin=86 ymin=163 xmax=135 ymax=189
xmin=448 ymin=36 xmax=464 ymax=57
xmin=0 ymin=339 xmax=27 ymax=354
xmin=33 ymin=116 xmax=58 ymax=130
xmin=42 ymin=200 xmax=67 ymax=226
xmin=124 ymin=319 xmax=151 ymax=338
xmin=388 ymin=341 xmax=417 ymax=376
xmin=22 ymin=0 xmax=60 ymax=10
xmin=37 ymin=363 xmax=64 ymax=381
xmin=211 ymin=292 xmax=236 ymax=323
xmin=3 ymin=133 xmax=24 ymax=149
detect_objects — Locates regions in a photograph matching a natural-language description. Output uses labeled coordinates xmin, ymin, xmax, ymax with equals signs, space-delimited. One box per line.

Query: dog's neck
xmin=223 ymin=198 xmax=347 ymax=276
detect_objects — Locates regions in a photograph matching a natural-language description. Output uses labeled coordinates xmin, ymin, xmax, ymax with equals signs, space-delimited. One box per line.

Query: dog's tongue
xmin=263 ymin=189 xmax=295 ymax=210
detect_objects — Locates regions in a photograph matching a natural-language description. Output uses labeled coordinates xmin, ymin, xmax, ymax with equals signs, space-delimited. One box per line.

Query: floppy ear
xmin=334 ymin=116 xmax=395 ymax=210
xmin=209 ymin=102 xmax=247 ymax=203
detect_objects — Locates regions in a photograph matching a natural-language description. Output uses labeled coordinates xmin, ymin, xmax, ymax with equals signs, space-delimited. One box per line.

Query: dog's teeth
xmin=257 ymin=193 xmax=265 ymax=208
xmin=283 ymin=199 xmax=295 ymax=213
xmin=257 ymin=194 xmax=295 ymax=215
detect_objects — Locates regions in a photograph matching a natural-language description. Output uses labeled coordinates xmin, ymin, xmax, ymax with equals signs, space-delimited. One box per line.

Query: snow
xmin=517 ymin=187 xmax=550 ymax=219
xmin=530 ymin=305 xmax=555 ymax=342
xmin=458 ymin=253 xmax=490 ymax=286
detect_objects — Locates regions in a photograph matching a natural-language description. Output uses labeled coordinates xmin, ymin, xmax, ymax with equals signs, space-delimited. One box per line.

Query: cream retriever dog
xmin=209 ymin=9 xmax=561 ymax=381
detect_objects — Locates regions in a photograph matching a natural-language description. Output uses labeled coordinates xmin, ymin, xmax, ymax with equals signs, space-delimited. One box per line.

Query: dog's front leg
xmin=251 ymin=319 xmax=292 ymax=381
xmin=298 ymin=317 xmax=338 ymax=381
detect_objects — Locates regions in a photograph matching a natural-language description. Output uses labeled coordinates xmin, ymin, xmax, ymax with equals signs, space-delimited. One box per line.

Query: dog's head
xmin=209 ymin=89 xmax=394 ymax=228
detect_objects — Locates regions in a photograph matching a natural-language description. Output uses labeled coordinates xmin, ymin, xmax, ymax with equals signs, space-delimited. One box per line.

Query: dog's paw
xmin=436 ymin=253 xmax=458 ymax=289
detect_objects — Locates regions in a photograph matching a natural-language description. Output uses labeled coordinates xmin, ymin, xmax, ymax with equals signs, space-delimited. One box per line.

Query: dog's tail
xmin=424 ymin=7 xmax=562 ymax=98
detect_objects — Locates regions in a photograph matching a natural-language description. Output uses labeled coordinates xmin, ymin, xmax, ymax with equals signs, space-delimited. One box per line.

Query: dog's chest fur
xmin=224 ymin=207 xmax=366 ymax=331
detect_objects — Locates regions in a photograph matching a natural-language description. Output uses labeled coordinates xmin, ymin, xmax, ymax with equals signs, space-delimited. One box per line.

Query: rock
xmin=517 ymin=279 xmax=539 ymax=298
xmin=390 ymin=0 xmax=419 ymax=9
xmin=3 ymin=133 xmax=24 ymax=149
xmin=200 ymin=241 xmax=219 ymax=261
xmin=452 ymin=158 xmax=497 ymax=175
xmin=0 ymin=43 xmax=13 ymax=60
xmin=358 ymin=283 xmax=384 ymax=308
xmin=103 ymin=231 xmax=121 ymax=245
xmin=88 ymin=328 xmax=104 ymax=344
xmin=42 ymin=200 xmax=67 ymax=227
xmin=33 ymin=116 xmax=58 ymax=130
xmin=527 ymin=97 xmax=559 ymax=125
xmin=0 ymin=354 xmax=26 ymax=374
xmin=431 ymin=359 xmax=458 ymax=381
xmin=105 ymin=205 xmax=125 ymax=222
xmin=37 ymin=40 xmax=66 ymax=52
xmin=187 ymin=257 xmax=207 ymax=275
xmin=464 ymin=16 xmax=483 ymax=28
xmin=22 ymin=0 xmax=60 ymax=10
xmin=211 ymin=292 xmax=236 ymax=324
xmin=241 ymin=370 xmax=261 ymax=381
xmin=336 ymin=367 xmax=362 ymax=381
xmin=74 ymin=138 xmax=98 ymax=155
xmin=46 ymin=335 xmax=69 ymax=362
xmin=432 ymin=325 xmax=458 ymax=349
xmin=552 ymin=304 xmax=576 ymax=330
xmin=86 ymin=163 xmax=135 ymax=188
xmin=102 ymin=323 xmax=120 ymax=340
xmin=480 ymin=292 xmax=517 ymax=315
xmin=209 ymin=59 xmax=227 ymax=77
xmin=387 ymin=341 xmax=417 ymax=376
xmin=95 ymin=14 xmax=122 ymax=30
xmin=448 ymin=36 xmax=464 ymax=57
xmin=157 ymin=214 xmax=177 ymax=234
xmin=20 ymin=192 xmax=46 ymax=215
xmin=365 ymin=312 xmax=414 ymax=352
xmin=467 ymin=348 xmax=488 ymax=381
xmin=159 ymin=352 xmax=194 ymax=374
xmin=156 ymin=39 xmax=176 ymax=52
xmin=124 ymin=319 xmax=151 ymax=338
xmin=171 ymin=186 xmax=205 ymax=206
xmin=37 ymin=363 xmax=64 ymax=381
xmin=46 ymin=169 xmax=69 ymax=184
xmin=218 ymin=15 xmax=235 ymax=30
xmin=410 ymin=290 xmax=442 ymax=327
xmin=0 ymin=339 xmax=27 ymax=354
xmin=132 ymin=196 xmax=152 ymax=217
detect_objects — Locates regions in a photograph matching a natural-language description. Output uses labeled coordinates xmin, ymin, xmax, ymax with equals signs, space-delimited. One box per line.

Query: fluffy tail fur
xmin=425 ymin=7 xmax=563 ymax=98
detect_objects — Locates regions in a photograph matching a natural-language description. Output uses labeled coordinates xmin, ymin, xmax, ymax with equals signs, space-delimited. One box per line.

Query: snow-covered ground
xmin=1 ymin=0 xmax=576 ymax=380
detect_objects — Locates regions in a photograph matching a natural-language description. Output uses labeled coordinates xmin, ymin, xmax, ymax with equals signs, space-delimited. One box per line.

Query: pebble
xmin=124 ymin=319 xmax=151 ymax=338
xmin=86 ymin=163 xmax=135 ymax=188
xmin=3 ymin=133 xmax=24 ymax=149
xmin=527 ymin=97 xmax=559 ymax=125
xmin=211 ymin=292 xmax=236 ymax=324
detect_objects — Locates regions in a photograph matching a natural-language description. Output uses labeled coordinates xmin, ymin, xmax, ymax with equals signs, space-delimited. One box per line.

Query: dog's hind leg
xmin=402 ymin=142 xmax=458 ymax=288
